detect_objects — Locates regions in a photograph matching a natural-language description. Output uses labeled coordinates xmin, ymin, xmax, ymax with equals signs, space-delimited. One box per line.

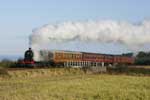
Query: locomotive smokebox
xmin=24 ymin=47 xmax=34 ymax=61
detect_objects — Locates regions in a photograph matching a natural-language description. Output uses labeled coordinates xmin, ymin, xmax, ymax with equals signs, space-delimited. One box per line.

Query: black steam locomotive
xmin=18 ymin=48 xmax=34 ymax=67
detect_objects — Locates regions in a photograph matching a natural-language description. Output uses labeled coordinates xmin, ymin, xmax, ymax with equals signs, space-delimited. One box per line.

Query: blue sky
xmin=0 ymin=0 xmax=150 ymax=56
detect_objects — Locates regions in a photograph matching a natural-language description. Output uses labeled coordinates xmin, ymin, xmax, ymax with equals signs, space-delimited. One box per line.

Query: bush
xmin=135 ymin=51 xmax=150 ymax=65
xmin=0 ymin=59 xmax=16 ymax=68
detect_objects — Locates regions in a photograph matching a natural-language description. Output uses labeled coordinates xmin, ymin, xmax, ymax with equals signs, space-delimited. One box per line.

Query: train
xmin=18 ymin=48 xmax=135 ymax=68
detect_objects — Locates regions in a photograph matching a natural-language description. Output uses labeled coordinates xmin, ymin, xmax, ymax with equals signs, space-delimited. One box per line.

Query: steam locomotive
xmin=18 ymin=48 xmax=135 ymax=67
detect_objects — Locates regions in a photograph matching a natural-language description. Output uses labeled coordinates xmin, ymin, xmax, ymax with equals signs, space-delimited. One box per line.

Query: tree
xmin=135 ymin=51 xmax=150 ymax=65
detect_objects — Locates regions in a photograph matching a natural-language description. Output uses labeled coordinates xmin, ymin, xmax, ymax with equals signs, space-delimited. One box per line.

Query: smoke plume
xmin=30 ymin=20 xmax=150 ymax=50
xmin=29 ymin=19 xmax=150 ymax=60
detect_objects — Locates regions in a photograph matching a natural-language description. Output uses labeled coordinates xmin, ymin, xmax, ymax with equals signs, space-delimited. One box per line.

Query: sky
xmin=0 ymin=0 xmax=150 ymax=57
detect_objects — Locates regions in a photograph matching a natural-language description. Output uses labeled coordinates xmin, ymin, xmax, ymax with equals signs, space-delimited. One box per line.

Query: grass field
xmin=0 ymin=68 xmax=150 ymax=100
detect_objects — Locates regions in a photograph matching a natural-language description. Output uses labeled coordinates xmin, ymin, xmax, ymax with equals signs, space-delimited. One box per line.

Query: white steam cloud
xmin=29 ymin=19 xmax=150 ymax=60
xmin=30 ymin=20 xmax=150 ymax=49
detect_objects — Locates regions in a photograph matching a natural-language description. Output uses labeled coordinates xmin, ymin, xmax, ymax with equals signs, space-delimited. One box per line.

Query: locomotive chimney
xmin=29 ymin=47 xmax=31 ymax=50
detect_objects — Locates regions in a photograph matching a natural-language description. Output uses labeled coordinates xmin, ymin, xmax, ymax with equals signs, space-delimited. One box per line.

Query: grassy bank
xmin=0 ymin=68 xmax=150 ymax=100
xmin=107 ymin=66 xmax=150 ymax=75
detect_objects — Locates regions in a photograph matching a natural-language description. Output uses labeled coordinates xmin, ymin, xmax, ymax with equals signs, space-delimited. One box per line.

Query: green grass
xmin=0 ymin=68 xmax=150 ymax=100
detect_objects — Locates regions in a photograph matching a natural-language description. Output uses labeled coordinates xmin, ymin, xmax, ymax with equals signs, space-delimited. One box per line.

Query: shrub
xmin=0 ymin=59 xmax=16 ymax=68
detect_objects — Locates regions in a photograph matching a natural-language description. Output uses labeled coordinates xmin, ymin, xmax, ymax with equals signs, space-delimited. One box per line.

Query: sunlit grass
xmin=0 ymin=68 xmax=150 ymax=100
